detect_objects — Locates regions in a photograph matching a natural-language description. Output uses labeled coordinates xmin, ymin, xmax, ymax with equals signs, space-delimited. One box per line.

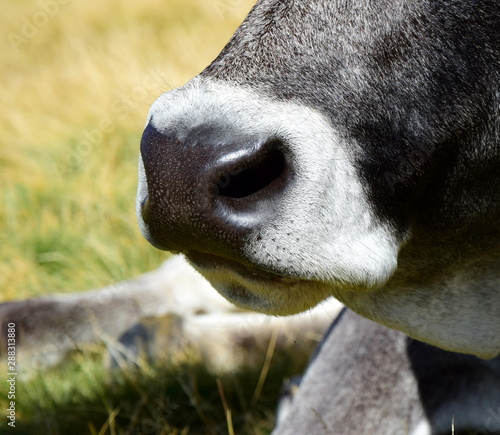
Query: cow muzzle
xmin=136 ymin=79 xmax=400 ymax=315
xmin=138 ymin=119 xmax=292 ymax=263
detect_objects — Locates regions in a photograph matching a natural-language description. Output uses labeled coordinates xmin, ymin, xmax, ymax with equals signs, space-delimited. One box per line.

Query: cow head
xmin=137 ymin=0 xmax=499 ymax=358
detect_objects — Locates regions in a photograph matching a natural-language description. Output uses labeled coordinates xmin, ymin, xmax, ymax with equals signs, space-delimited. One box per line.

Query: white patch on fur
xmin=137 ymin=77 xmax=401 ymax=315
xmin=411 ymin=420 xmax=432 ymax=435
xmin=136 ymin=156 xmax=151 ymax=242
xmin=138 ymin=78 xmax=500 ymax=358
xmin=345 ymin=258 xmax=500 ymax=358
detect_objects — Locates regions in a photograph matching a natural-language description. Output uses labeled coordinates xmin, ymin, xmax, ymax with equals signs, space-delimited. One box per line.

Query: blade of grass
xmin=252 ymin=329 xmax=278 ymax=407
xmin=217 ymin=378 xmax=235 ymax=435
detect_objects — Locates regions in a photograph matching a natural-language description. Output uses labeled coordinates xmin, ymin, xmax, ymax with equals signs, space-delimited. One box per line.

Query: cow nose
xmin=139 ymin=122 xmax=291 ymax=256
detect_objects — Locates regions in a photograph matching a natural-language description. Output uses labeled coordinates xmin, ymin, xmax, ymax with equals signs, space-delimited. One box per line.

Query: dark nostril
xmin=218 ymin=143 xmax=287 ymax=199
xmin=139 ymin=124 xmax=292 ymax=252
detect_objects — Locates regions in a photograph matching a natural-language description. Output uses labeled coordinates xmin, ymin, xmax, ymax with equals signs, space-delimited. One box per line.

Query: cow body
xmin=274 ymin=309 xmax=500 ymax=435
xmin=138 ymin=0 xmax=499 ymax=358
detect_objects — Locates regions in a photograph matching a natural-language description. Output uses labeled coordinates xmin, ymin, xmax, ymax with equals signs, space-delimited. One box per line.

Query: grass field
xmin=0 ymin=0 xmax=313 ymax=433
xmin=0 ymin=0 xmax=256 ymax=301
xmin=0 ymin=347 xmax=310 ymax=435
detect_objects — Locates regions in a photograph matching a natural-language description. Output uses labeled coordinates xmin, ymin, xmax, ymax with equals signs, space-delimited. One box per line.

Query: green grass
xmin=0 ymin=0 xmax=309 ymax=433
xmin=0 ymin=0 xmax=256 ymax=300
xmin=0 ymin=344 xmax=311 ymax=435
xmin=0 ymin=130 xmax=165 ymax=296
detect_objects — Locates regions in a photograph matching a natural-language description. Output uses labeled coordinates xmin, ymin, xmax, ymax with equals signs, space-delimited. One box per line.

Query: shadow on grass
xmin=1 ymin=345 xmax=310 ymax=435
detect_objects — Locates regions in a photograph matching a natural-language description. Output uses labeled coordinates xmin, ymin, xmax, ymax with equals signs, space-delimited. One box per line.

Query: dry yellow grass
xmin=0 ymin=4 xmax=307 ymax=434
xmin=0 ymin=0 xmax=255 ymax=300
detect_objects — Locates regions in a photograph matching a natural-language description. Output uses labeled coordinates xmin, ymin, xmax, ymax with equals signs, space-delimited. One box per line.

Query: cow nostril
xmin=218 ymin=147 xmax=287 ymax=199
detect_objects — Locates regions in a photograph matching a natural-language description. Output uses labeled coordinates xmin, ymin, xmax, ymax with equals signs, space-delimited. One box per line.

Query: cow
xmin=275 ymin=308 xmax=500 ymax=435
xmin=0 ymin=0 xmax=497 ymax=432
xmin=136 ymin=0 xmax=499 ymax=433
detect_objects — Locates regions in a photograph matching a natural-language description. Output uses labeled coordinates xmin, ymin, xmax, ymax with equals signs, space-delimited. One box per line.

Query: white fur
xmin=411 ymin=420 xmax=432 ymax=435
xmin=138 ymin=77 xmax=500 ymax=358
xmin=343 ymin=258 xmax=500 ymax=358
xmin=138 ymin=78 xmax=401 ymax=316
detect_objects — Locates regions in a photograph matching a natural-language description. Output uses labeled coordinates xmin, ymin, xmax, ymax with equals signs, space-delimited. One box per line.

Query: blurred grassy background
xmin=0 ymin=1 xmax=309 ymax=434
xmin=1 ymin=0 xmax=255 ymax=301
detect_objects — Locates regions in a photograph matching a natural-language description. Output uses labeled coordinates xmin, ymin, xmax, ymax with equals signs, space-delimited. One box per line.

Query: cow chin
xmin=187 ymin=259 xmax=331 ymax=316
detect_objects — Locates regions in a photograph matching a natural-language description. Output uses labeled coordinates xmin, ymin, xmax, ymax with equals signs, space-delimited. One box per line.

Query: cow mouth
xmin=185 ymin=250 xmax=290 ymax=283
xmin=184 ymin=250 xmax=332 ymax=315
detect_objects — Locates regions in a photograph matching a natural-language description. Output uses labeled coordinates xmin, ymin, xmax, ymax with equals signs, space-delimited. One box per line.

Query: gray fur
xmin=274 ymin=310 xmax=500 ymax=435
xmin=138 ymin=0 xmax=499 ymax=357
xmin=136 ymin=0 xmax=500 ymax=432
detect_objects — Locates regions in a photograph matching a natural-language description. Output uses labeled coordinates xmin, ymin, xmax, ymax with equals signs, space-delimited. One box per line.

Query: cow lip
xmin=185 ymin=250 xmax=289 ymax=283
